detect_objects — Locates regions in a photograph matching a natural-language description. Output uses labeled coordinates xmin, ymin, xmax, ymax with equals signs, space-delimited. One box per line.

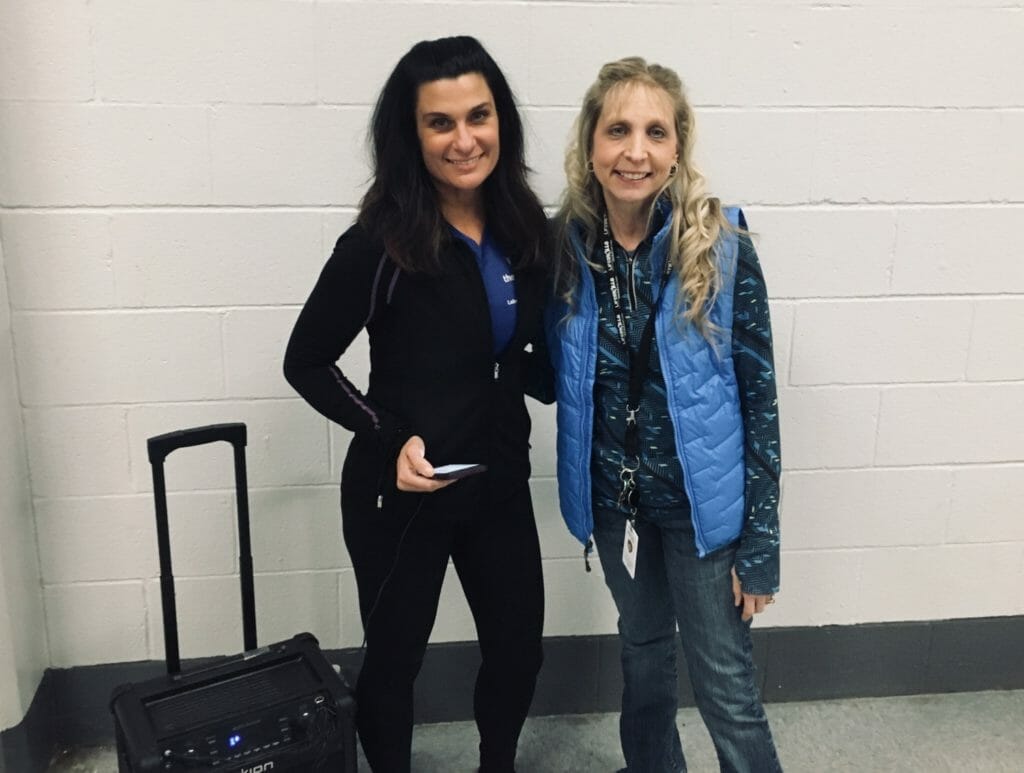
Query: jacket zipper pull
xmin=493 ymin=362 xmax=500 ymax=381
xmin=376 ymin=494 xmax=383 ymax=510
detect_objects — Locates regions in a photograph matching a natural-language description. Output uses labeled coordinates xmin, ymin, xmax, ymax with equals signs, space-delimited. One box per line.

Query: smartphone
xmin=432 ymin=463 xmax=487 ymax=481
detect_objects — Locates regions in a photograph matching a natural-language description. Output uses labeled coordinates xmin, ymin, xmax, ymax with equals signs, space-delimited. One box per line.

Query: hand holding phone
xmin=431 ymin=463 xmax=487 ymax=481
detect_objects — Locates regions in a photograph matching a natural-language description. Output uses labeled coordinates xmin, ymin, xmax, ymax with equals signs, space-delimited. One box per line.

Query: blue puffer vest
xmin=548 ymin=205 xmax=745 ymax=557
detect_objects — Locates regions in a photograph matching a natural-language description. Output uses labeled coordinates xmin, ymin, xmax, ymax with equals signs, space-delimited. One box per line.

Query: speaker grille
xmin=145 ymin=656 xmax=319 ymax=733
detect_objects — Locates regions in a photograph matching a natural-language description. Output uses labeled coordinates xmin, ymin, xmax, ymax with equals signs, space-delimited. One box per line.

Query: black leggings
xmin=342 ymin=483 xmax=545 ymax=773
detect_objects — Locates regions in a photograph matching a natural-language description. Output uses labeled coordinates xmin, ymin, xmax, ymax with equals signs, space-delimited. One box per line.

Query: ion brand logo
xmin=240 ymin=763 xmax=274 ymax=773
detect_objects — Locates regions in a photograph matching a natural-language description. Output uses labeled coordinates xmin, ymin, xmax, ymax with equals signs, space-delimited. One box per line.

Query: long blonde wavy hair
xmin=557 ymin=57 xmax=729 ymax=336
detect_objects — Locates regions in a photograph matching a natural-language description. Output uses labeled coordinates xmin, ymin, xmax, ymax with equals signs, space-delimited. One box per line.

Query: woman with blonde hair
xmin=547 ymin=57 xmax=783 ymax=772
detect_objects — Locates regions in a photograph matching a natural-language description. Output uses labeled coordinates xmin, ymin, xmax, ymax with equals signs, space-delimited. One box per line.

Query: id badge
xmin=622 ymin=519 xmax=639 ymax=579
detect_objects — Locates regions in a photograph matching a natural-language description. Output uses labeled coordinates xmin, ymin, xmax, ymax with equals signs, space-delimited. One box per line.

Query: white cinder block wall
xmin=0 ymin=235 xmax=47 ymax=728
xmin=1 ymin=0 xmax=1023 ymax=723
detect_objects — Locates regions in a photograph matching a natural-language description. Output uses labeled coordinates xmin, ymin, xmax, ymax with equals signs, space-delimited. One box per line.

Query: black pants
xmin=342 ymin=481 xmax=545 ymax=773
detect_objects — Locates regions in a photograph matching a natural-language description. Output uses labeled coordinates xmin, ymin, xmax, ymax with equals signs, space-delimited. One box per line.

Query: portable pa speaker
xmin=109 ymin=424 xmax=357 ymax=772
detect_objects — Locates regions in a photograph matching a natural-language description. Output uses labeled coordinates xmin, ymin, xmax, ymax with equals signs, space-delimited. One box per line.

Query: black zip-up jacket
xmin=284 ymin=223 xmax=549 ymax=508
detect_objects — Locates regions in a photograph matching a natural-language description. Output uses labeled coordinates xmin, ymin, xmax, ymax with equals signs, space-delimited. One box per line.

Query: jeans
xmin=592 ymin=507 xmax=782 ymax=773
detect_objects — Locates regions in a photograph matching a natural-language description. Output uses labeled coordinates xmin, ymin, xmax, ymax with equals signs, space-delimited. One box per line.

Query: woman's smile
xmin=614 ymin=169 xmax=652 ymax=181
xmin=446 ymin=152 xmax=487 ymax=167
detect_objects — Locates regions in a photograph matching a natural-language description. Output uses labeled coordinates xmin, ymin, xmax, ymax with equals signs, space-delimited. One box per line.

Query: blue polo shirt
xmin=450 ymin=227 xmax=517 ymax=356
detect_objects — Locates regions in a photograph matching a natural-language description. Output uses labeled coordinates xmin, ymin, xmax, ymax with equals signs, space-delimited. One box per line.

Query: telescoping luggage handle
xmin=147 ymin=423 xmax=256 ymax=675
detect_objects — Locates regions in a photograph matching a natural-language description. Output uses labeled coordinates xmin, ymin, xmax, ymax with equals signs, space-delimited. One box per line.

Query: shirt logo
xmin=502 ymin=273 xmax=515 ymax=284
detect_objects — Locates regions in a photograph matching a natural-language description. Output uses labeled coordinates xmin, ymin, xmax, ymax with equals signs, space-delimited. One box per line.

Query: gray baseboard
xmin=4 ymin=616 xmax=1023 ymax=771
xmin=0 ymin=670 xmax=56 ymax=773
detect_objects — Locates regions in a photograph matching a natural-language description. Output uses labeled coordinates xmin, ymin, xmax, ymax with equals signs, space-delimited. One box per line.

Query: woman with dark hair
xmin=548 ymin=57 xmax=783 ymax=772
xmin=284 ymin=36 xmax=548 ymax=773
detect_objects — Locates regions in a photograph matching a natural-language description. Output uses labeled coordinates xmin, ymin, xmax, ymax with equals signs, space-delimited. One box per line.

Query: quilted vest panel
xmin=551 ymin=207 xmax=746 ymax=556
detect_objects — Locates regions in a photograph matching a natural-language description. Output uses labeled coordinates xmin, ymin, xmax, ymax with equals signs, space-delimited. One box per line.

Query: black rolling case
xmin=109 ymin=423 xmax=357 ymax=772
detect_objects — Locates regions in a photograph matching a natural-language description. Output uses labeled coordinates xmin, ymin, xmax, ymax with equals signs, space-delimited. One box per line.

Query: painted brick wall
xmin=1 ymin=0 xmax=1021 ymax=676
xmin=0 ymin=235 xmax=47 ymax=726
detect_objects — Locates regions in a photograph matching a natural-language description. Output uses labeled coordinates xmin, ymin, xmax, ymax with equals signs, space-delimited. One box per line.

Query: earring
xmin=586 ymin=160 xmax=594 ymax=174
xmin=669 ymin=162 xmax=679 ymax=176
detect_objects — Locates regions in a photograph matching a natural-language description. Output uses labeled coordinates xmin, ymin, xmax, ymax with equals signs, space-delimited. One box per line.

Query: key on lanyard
xmin=618 ymin=456 xmax=640 ymax=515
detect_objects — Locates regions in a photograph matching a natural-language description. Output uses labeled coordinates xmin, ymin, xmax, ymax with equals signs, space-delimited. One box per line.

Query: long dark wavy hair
xmin=358 ymin=36 xmax=547 ymax=273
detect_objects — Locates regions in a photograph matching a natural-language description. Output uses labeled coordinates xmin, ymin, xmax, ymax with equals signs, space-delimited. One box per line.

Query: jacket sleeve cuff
xmin=734 ymin=543 xmax=780 ymax=596
xmin=376 ymin=413 xmax=414 ymax=463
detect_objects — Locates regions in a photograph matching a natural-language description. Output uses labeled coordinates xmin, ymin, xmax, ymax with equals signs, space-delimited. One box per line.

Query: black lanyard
xmin=599 ymin=214 xmax=672 ymax=514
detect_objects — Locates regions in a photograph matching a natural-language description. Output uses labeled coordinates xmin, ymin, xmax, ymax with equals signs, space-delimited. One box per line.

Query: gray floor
xmin=48 ymin=690 xmax=1024 ymax=772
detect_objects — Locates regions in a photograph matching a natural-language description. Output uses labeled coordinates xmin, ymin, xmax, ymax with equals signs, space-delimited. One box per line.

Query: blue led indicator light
xmin=228 ymin=734 xmax=242 ymax=748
